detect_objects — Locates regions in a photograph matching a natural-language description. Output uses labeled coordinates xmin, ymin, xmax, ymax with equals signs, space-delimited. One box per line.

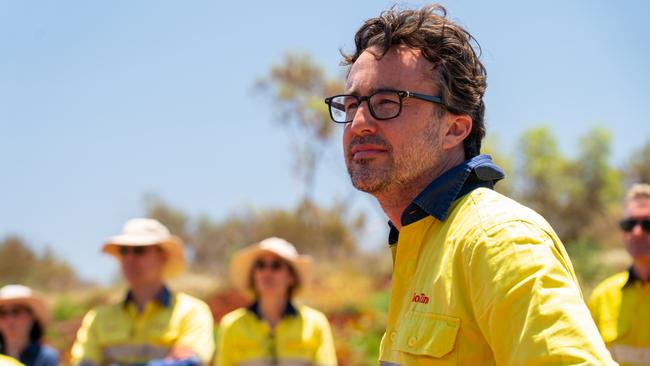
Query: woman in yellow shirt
xmin=216 ymin=237 xmax=337 ymax=366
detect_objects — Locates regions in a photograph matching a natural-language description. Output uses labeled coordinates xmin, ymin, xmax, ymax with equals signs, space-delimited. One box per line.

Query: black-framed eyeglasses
xmin=324 ymin=89 xmax=444 ymax=124
xmin=253 ymin=259 xmax=285 ymax=271
xmin=118 ymin=245 xmax=160 ymax=257
xmin=619 ymin=218 xmax=650 ymax=233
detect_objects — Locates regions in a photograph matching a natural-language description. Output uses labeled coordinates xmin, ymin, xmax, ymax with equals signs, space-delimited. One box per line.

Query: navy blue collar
xmin=248 ymin=300 xmax=298 ymax=320
xmin=388 ymin=154 xmax=504 ymax=244
xmin=624 ymin=266 xmax=647 ymax=287
xmin=124 ymin=285 xmax=172 ymax=307
xmin=18 ymin=340 xmax=41 ymax=366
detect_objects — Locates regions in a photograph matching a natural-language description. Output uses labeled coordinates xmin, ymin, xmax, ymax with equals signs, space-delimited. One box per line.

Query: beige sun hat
xmin=230 ymin=237 xmax=313 ymax=298
xmin=102 ymin=218 xmax=186 ymax=278
xmin=0 ymin=285 xmax=49 ymax=329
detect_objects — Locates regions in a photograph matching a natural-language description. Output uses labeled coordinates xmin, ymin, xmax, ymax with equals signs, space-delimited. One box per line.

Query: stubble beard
xmin=347 ymin=157 xmax=393 ymax=194
xmin=346 ymin=122 xmax=441 ymax=196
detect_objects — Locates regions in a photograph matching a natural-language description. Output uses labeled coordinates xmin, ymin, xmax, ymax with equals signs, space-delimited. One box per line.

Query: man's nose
xmin=348 ymin=103 xmax=377 ymax=135
xmin=632 ymin=223 xmax=645 ymax=236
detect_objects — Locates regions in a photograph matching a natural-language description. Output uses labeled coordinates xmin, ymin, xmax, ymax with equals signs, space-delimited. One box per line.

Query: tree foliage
xmin=512 ymin=126 xmax=623 ymax=245
xmin=481 ymin=135 xmax=514 ymax=197
xmin=515 ymin=127 xmax=575 ymax=239
xmin=0 ymin=236 xmax=80 ymax=290
xmin=624 ymin=139 xmax=650 ymax=186
xmin=257 ymin=53 xmax=345 ymax=199
xmin=146 ymin=197 xmax=365 ymax=276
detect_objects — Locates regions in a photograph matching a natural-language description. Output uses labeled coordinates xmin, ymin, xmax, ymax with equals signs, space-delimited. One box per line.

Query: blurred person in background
xmin=216 ymin=237 xmax=336 ymax=366
xmin=71 ymin=218 xmax=214 ymax=366
xmin=325 ymin=4 xmax=616 ymax=365
xmin=589 ymin=183 xmax=650 ymax=366
xmin=0 ymin=285 xmax=58 ymax=366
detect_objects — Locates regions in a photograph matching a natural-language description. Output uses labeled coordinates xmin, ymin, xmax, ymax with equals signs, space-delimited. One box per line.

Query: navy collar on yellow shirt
xmin=624 ymin=266 xmax=647 ymax=287
xmin=388 ymin=154 xmax=504 ymax=244
xmin=248 ymin=300 xmax=298 ymax=320
xmin=17 ymin=341 xmax=41 ymax=366
xmin=124 ymin=285 xmax=172 ymax=307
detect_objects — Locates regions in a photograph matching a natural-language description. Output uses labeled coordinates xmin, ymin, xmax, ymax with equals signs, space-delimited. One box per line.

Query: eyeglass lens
xmin=619 ymin=218 xmax=650 ymax=232
xmin=329 ymin=91 xmax=402 ymax=123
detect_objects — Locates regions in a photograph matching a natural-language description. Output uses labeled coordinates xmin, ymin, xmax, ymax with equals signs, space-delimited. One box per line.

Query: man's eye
xmin=376 ymin=98 xmax=399 ymax=105
xmin=345 ymin=101 xmax=359 ymax=110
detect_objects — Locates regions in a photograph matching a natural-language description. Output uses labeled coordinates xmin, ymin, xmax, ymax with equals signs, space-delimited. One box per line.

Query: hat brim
xmin=0 ymin=296 xmax=49 ymax=329
xmin=230 ymin=247 xmax=312 ymax=299
xmin=102 ymin=235 xmax=186 ymax=278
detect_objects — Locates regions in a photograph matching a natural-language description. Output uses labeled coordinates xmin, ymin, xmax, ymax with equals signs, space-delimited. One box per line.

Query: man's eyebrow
xmin=344 ymin=86 xmax=389 ymax=95
xmin=375 ymin=87 xmax=398 ymax=92
xmin=344 ymin=86 xmax=359 ymax=95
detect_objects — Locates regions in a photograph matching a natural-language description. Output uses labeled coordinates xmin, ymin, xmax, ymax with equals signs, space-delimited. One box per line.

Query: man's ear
xmin=442 ymin=113 xmax=472 ymax=151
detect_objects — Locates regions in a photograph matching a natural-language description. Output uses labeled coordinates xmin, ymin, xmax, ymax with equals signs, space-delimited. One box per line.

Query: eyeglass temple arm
xmin=404 ymin=91 xmax=443 ymax=105
xmin=324 ymin=97 xmax=346 ymax=112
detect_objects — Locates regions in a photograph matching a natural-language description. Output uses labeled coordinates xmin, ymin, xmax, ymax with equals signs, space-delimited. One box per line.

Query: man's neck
xmin=376 ymin=152 xmax=465 ymax=230
xmin=633 ymin=262 xmax=650 ymax=283
xmin=376 ymin=189 xmax=421 ymax=230
xmin=129 ymin=282 xmax=165 ymax=312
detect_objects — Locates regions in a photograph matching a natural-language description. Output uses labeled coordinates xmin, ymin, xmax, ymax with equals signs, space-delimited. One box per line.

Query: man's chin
xmin=348 ymin=168 xmax=390 ymax=194
xmin=351 ymin=178 xmax=386 ymax=194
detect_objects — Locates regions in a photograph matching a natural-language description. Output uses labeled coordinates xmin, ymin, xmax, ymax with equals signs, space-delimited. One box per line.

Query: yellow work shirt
xmin=0 ymin=355 xmax=23 ymax=366
xmin=216 ymin=302 xmax=337 ymax=366
xmin=589 ymin=269 xmax=650 ymax=366
xmin=71 ymin=289 xmax=215 ymax=365
xmin=380 ymin=187 xmax=616 ymax=365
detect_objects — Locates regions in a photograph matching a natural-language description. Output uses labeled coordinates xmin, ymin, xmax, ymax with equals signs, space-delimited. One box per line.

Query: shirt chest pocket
xmin=394 ymin=311 xmax=460 ymax=359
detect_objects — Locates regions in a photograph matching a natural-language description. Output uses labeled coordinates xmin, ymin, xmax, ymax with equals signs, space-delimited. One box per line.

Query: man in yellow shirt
xmin=324 ymin=4 xmax=616 ymax=365
xmin=589 ymin=183 xmax=650 ymax=365
xmin=71 ymin=218 xmax=214 ymax=366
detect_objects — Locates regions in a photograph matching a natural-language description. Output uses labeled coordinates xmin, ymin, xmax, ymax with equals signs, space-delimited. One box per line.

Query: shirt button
xmin=390 ymin=331 xmax=396 ymax=341
xmin=408 ymin=337 xmax=417 ymax=347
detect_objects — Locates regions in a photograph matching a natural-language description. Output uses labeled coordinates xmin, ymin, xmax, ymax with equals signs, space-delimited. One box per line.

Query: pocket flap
xmin=394 ymin=311 xmax=460 ymax=357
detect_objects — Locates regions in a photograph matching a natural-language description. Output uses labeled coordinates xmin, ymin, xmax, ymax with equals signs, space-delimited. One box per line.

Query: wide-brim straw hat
xmin=102 ymin=218 xmax=186 ymax=278
xmin=0 ymin=285 xmax=49 ymax=329
xmin=230 ymin=237 xmax=312 ymax=298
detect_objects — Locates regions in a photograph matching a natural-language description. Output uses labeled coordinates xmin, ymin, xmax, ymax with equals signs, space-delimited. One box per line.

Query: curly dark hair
xmin=342 ymin=4 xmax=487 ymax=158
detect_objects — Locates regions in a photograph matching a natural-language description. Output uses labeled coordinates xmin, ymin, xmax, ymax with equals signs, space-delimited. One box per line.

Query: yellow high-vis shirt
xmin=216 ymin=302 xmax=337 ymax=366
xmin=71 ymin=288 xmax=215 ymax=366
xmin=380 ymin=187 xmax=616 ymax=365
xmin=0 ymin=355 xmax=23 ymax=366
xmin=589 ymin=269 xmax=650 ymax=366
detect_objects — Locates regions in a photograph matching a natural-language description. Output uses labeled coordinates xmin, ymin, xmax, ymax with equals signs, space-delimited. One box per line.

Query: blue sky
xmin=1 ymin=1 xmax=649 ymax=284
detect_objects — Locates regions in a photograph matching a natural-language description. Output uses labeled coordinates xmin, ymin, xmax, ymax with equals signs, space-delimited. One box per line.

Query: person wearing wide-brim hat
xmin=70 ymin=218 xmax=214 ymax=366
xmin=216 ymin=237 xmax=337 ymax=366
xmin=0 ymin=285 xmax=59 ymax=366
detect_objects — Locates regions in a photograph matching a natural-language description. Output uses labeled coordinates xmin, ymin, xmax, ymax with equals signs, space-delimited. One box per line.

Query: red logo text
xmin=411 ymin=292 xmax=429 ymax=304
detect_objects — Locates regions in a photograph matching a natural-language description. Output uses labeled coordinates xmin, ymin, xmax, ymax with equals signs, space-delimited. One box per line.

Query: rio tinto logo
xmin=411 ymin=292 xmax=430 ymax=304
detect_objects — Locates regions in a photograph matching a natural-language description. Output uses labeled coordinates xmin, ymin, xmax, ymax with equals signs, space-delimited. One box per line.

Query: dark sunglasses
xmin=619 ymin=218 xmax=650 ymax=232
xmin=118 ymin=245 xmax=160 ymax=257
xmin=0 ymin=306 xmax=30 ymax=318
xmin=253 ymin=259 xmax=285 ymax=271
